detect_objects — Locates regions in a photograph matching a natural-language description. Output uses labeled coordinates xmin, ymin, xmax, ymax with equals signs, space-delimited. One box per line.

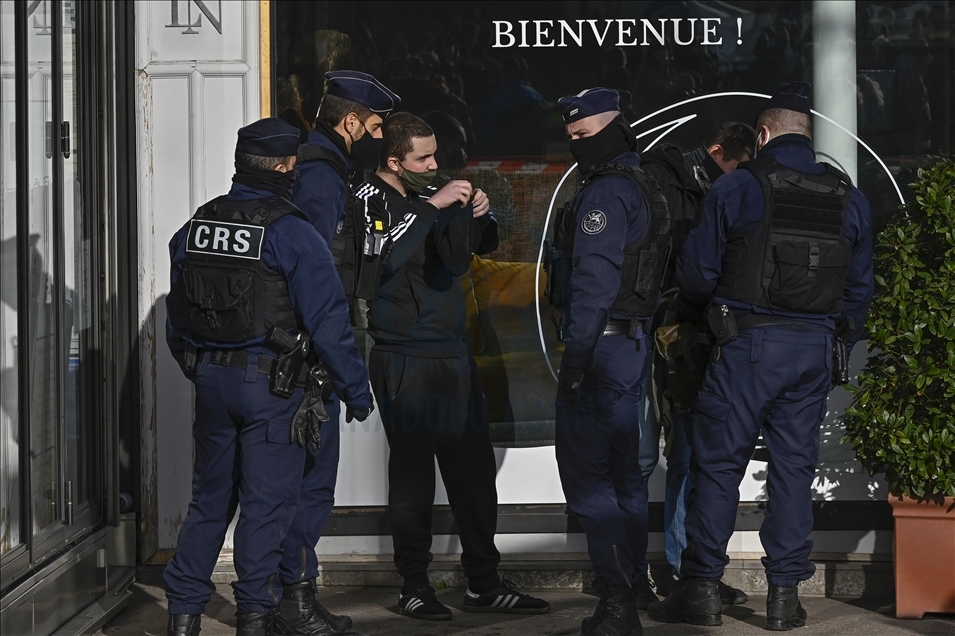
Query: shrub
xmin=843 ymin=158 xmax=955 ymax=500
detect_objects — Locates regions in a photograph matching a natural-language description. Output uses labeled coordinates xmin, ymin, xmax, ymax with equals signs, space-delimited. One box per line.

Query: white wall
xmin=135 ymin=0 xmax=261 ymax=549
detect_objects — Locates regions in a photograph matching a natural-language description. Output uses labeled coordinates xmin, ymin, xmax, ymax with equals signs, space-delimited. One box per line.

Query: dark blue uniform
xmin=164 ymin=182 xmax=372 ymax=615
xmin=675 ymin=134 xmax=873 ymax=586
xmin=555 ymin=151 xmax=652 ymax=586
xmin=283 ymin=127 xmax=352 ymax=588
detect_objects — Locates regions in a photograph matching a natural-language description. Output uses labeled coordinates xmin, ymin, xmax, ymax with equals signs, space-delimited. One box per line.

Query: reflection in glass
xmin=27 ymin=0 xmax=59 ymax=533
xmin=0 ymin=0 xmax=21 ymax=556
xmin=62 ymin=0 xmax=90 ymax=505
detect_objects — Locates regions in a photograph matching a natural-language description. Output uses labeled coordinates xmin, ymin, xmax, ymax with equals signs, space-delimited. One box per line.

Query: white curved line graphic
xmin=535 ymin=91 xmax=904 ymax=383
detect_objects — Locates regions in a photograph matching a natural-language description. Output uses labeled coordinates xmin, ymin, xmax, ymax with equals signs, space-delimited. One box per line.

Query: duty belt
xmin=601 ymin=319 xmax=632 ymax=337
xmin=733 ymin=313 xmax=831 ymax=332
xmin=205 ymin=349 xmax=310 ymax=385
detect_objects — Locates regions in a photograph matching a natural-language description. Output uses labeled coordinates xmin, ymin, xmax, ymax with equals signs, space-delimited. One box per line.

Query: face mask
xmin=568 ymin=115 xmax=635 ymax=174
xmin=232 ymin=164 xmax=296 ymax=199
xmin=397 ymin=164 xmax=436 ymax=192
xmin=349 ymin=123 xmax=383 ymax=162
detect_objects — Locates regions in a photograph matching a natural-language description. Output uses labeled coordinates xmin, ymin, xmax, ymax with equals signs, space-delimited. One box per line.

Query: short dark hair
xmin=235 ymin=152 xmax=294 ymax=170
xmin=705 ymin=122 xmax=757 ymax=161
xmin=380 ymin=112 xmax=434 ymax=168
xmin=316 ymin=94 xmax=375 ymax=128
xmin=755 ymin=108 xmax=812 ymax=139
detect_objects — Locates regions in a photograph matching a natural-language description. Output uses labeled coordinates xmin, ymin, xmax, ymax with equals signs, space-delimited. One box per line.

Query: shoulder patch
xmin=581 ymin=210 xmax=607 ymax=235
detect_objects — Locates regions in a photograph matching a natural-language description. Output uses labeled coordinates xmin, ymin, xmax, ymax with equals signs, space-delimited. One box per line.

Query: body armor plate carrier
xmin=182 ymin=196 xmax=304 ymax=344
xmin=714 ymin=156 xmax=852 ymax=314
xmin=545 ymin=163 xmax=671 ymax=340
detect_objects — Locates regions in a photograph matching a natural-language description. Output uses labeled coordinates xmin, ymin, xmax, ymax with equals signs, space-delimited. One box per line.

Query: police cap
xmin=558 ymin=87 xmax=620 ymax=124
xmin=235 ymin=118 xmax=301 ymax=157
xmin=325 ymin=70 xmax=401 ymax=115
xmin=758 ymin=81 xmax=812 ymax=118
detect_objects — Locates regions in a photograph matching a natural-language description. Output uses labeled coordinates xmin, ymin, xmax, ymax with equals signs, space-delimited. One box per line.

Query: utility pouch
xmin=832 ymin=317 xmax=855 ymax=386
xmin=707 ymin=304 xmax=739 ymax=346
xmin=184 ymin=342 xmax=199 ymax=375
xmin=266 ymin=327 xmax=309 ymax=398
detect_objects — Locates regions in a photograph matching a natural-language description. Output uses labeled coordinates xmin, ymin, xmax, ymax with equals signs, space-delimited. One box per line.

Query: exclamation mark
xmin=737 ymin=18 xmax=743 ymax=45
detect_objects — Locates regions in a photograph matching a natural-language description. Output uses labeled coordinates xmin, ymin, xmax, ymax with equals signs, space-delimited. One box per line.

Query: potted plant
xmin=843 ymin=158 xmax=955 ymax=619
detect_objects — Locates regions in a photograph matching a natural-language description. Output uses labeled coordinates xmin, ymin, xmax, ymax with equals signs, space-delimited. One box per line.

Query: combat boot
xmin=581 ymin=578 xmax=643 ymax=636
xmin=765 ymin=584 xmax=807 ymax=631
xmin=646 ymin=578 xmax=721 ymax=626
xmin=167 ymin=614 xmax=201 ymax=636
xmin=274 ymin=581 xmax=351 ymax=635
xmin=236 ymin=610 xmax=273 ymax=636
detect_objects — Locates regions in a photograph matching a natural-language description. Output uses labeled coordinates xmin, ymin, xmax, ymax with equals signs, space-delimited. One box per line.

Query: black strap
xmin=205 ymin=349 xmax=310 ymax=383
xmin=297 ymin=144 xmax=350 ymax=182
xmin=733 ymin=313 xmax=830 ymax=332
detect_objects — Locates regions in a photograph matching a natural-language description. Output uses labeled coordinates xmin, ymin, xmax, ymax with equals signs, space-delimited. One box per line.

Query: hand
xmin=290 ymin=389 xmax=329 ymax=451
xmin=346 ymin=404 xmax=374 ymax=423
xmin=558 ymin=366 xmax=585 ymax=398
xmin=472 ymin=188 xmax=490 ymax=218
xmin=428 ymin=180 xmax=472 ymax=210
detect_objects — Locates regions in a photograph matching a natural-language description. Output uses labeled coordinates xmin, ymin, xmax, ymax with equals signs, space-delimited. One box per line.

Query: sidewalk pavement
xmin=97 ymin=566 xmax=954 ymax=636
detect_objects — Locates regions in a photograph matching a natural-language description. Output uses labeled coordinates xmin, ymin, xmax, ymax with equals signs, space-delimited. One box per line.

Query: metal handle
xmin=61 ymin=121 xmax=71 ymax=158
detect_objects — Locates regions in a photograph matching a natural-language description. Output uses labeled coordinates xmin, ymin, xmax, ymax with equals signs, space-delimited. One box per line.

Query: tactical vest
xmin=545 ymin=163 xmax=671 ymax=332
xmin=181 ymin=196 xmax=303 ymax=344
xmin=297 ymin=143 xmax=362 ymax=307
xmin=714 ymin=156 xmax=851 ymax=314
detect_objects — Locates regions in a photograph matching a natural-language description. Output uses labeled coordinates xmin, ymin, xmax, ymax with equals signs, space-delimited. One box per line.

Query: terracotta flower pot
xmin=888 ymin=494 xmax=955 ymax=619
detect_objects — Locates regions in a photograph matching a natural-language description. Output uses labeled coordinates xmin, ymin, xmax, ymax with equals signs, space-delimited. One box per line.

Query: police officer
xmin=164 ymin=118 xmax=373 ymax=636
xmin=647 ymin=82 xmax=873 ymax=630
xmin=554 ymin=88 xmax=669 ymax=636
xmin=358 ymin=112 xmax=549 ymax=621
xmin=282 ymin=70 xmax=398 ymax=635
xmin=639 ymin=123 xmax=755 ymax=603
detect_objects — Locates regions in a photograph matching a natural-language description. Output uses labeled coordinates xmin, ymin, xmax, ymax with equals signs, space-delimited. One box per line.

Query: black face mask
xmin=232 ymin=164 xmax=296 ymax=199
xmin=568 ymin=114 xmax=637 ymax=174
xmin=349 ymin=124 xmax=383 ymax=163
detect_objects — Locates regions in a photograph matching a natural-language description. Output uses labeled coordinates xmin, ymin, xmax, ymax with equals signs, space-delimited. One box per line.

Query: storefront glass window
xmin=272 ymin=1 xmax=954 ymax=452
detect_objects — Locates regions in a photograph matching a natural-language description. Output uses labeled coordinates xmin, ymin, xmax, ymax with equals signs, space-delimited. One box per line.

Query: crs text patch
xmin=186 ymin=220 xmax=265 ymax=260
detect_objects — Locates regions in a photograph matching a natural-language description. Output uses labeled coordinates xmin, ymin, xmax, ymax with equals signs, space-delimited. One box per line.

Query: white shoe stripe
xmin=492 ymin=596 xmax=505 ymax=607
xmin=507 ymin=596 xmax=520 ymax=608
xmin=407 ymin=599 xmax=423 ymax=611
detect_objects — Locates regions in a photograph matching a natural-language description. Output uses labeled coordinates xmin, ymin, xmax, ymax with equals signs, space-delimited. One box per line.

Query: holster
xmin=832 ymin=317 xmax=855 ymax=386
xmin=267 ymin=327 xmax=310 ymax=398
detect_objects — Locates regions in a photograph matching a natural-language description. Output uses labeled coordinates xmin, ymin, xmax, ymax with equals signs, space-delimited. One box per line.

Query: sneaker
xmin=463 ymin=578 xmax=550 ymax=614
xmin=397 ymin=586 xmax=452 ymax=621
xmin=633 ymin=576 xmax=659 ymax=610
xmin=718 ymin=580 xmax=749 ymax=605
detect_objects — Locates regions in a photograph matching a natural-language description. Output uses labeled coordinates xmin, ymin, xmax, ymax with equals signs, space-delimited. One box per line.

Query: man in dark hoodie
xmin=638 ymin=123 xmax=755 ymax=606
xmin=358 ymin=112 xmax=550 ymax=622
xmin=553 ymin=87 xmax=671 ymax=636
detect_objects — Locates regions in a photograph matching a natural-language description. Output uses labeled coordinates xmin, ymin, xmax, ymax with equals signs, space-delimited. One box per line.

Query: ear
xmin=386 ymin=155 xmax=402 ymax=172
xmin=344 ymin=112 xmax=361 ymax=134
xmin=708 ymin=144 xmax=724 ymax=160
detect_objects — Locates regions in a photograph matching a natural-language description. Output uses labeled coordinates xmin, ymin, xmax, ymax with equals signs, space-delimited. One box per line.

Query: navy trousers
xmin=681 ymin=326 xmax=832 ymax=587
xmin=164 ymin=353 xmax=306 ymax=615
xmin=278 ymin=398 xmax=341 ymax=584
xmin=555 ymin=333 xmax=650 ymax=584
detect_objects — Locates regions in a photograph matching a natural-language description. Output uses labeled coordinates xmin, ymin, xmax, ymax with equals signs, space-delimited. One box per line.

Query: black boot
xmin=167 ymin=614 xmax=201 ymax=636
xmin=766 ymin=585 xmax=807 ymax=631
xmin=274 ymin=581 xmax=351 ymax=635
xmin=646 ymin=578 xmax=721 ymax=626
xmin=236 ymin=610 xmax=274 ymax=636
xmin=581 ymin=578 xmax=643 ymax=636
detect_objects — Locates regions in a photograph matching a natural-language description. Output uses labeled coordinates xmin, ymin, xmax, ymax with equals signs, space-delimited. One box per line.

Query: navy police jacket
xmin=676 ymin=134 xmax=874 ymax=349
xmin=562 ymin=151 xmax=649 ymax=370
xmin=358 ymin=174 xmax=499 ymax=358
xmin=292 ymin=124 xmax=351 ymax=244
xmin=166 ymin=182 xmax=372 ymax=409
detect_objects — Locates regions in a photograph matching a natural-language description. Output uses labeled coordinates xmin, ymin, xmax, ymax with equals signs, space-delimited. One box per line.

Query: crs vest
xmin=181 ymin=195 xmax=303 ymax=344
xmin=547 ymin=163 xmax=671 ymax=323
xmin=714 ymin=156 xmax=852 ymax=314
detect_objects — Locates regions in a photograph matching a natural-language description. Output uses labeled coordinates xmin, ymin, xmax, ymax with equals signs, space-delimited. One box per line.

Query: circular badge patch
xmin=581 ymin=210 xmax=607 ymax=235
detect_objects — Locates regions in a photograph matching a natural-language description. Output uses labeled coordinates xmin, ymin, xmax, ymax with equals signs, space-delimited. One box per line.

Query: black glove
xmin=346 ymin=404 xmax=374 ymax=423
xmin=558 ymin=366 xmax=585 ymax=398
xmin=290 ymin=366 xmax=331 ymax=451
